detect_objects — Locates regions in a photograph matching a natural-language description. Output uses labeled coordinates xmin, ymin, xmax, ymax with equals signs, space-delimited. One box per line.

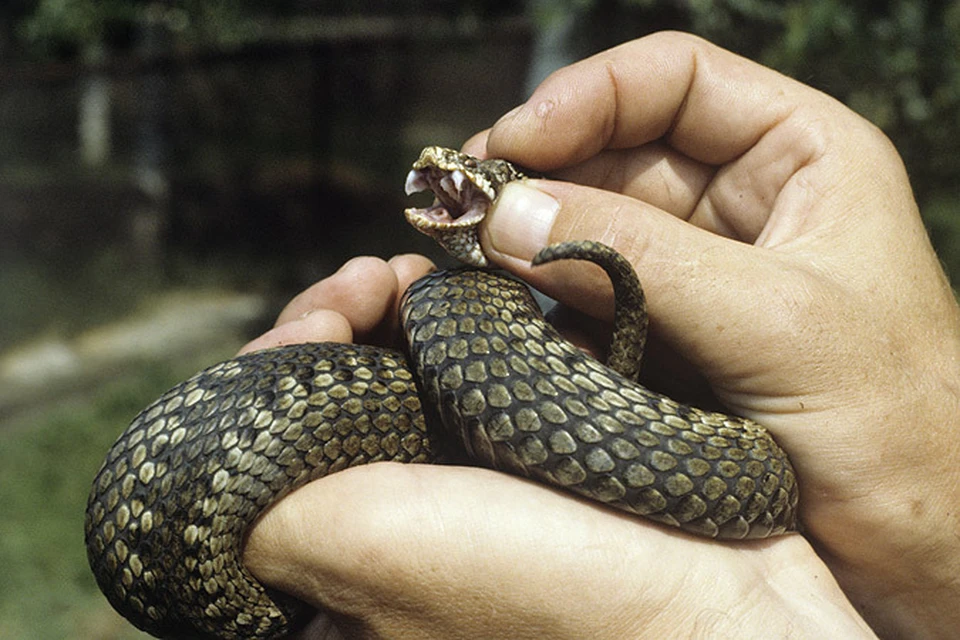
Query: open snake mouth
xmin=404 ymin=166 xmax=493 ymax=228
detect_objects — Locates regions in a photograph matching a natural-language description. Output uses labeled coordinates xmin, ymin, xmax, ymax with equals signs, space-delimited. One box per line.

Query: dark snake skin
xmin=84 ymin=152 xmax=799 ymax=640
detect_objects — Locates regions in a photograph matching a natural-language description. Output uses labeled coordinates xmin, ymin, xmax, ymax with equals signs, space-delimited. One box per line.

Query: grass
xmin=0 ymin=351 xmax=236 ymax=639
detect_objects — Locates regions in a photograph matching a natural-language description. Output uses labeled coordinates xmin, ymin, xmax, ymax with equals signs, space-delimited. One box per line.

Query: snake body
xmin=85 ymin=148 xmax=799 ymax=639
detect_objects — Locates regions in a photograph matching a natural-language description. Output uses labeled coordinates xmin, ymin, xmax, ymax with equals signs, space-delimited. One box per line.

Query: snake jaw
xmin=404 ymin=167 xmax=493 ymax=225
xmin=403 ymin=146 xmax=528 ymax=267
xmin=404 ymin=166 xmax=492 ymax=267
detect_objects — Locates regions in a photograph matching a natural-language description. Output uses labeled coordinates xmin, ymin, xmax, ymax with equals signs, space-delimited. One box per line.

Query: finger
xmin=238 ymin=309 xmax=353 ymax=355
xmin=545 ymin=143 xmax=716 ymax=231
xmin=460 ymin=129 xmax=490 ymax=157
xmin=244 ymin=255 xmax=434 ymax=356
xmin=489 ymin=134 xmax=824 ymax=245
xmin=479 ymin=179 xmax=795 ymax=378
xmin=480 ymin=32 xmax=878 ymax=243
xmin=382 ymin=253 xmax=437 ymax=342
xmin=474 ymin=132 xmax=718 ymax=233
xmin=386 ymin=253 xmax=436 ymax=305
xmin=275 ymin=257 xmax=400 ymax=336
xmin=244 ymin=463 xmax=866 ymax=639
xmin=469 ymin=125 xmax=727 ymax=238
xmin=486 ymin=31 xmax=822 ymax=169
xmin=468 ymin=124 xmax=714 ymax=217
xmin=242 ymin=463 xmax=692 ymax=638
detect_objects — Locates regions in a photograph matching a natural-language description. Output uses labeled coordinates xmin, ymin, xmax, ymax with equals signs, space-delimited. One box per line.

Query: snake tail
xmin=532 ymin=240 xmax=647 ymax=382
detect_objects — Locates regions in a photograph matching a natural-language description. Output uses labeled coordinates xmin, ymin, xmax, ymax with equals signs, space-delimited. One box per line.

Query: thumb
xmin=479 ymin=180 xmax=801 ymax=378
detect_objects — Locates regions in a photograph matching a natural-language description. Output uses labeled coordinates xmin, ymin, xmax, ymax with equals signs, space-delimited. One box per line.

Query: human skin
xmin=244 ymin=32 xmax=960 ymax=638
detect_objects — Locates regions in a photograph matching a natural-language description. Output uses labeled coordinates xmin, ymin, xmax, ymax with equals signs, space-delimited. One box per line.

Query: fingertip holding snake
xmin=85 ymin=148 xmax=799 ymax=639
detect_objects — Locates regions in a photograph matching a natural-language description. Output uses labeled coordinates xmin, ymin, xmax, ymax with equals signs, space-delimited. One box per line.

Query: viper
xmin=84 ymin=146 xmax=799 ymax=639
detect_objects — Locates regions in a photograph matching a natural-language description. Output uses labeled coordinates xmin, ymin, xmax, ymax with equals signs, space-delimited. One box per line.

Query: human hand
xmin=460 ymin=31 xmax=960 ymax=638
xmin=241 ymin=255 xmax=873 ymax=639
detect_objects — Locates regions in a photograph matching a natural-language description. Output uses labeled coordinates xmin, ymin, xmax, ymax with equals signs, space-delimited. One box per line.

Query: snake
xmin=85 ymin=146 xmax=799 ymax=639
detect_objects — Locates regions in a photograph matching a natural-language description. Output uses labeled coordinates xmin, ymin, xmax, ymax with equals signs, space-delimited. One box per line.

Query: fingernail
xmin=487 ymin=182 xmax=559 ymax=260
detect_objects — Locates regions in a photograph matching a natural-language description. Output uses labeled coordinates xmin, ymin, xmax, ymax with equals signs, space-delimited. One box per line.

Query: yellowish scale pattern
xmin=85 ymin=149 xmax=800 ymax=640
xmin=85 ymin=344 xmax=437 ymax=638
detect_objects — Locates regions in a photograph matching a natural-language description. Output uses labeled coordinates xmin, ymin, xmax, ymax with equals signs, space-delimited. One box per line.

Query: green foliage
xmin=922 ymin=194 xmax=960 ymax=286
xmin=18 ymin=0 xmax=137 ymax=58
xmin=17 ymin=0 xmax=267 ymax=58
xmin=12 ymin=0 xmax=960 ymax=271
xmin=758 ymin=0 xmax=960 ymax=199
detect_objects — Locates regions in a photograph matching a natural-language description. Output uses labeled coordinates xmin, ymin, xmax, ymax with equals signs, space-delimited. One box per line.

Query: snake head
xmin=404 ymin=146 xmax=527 ymax=267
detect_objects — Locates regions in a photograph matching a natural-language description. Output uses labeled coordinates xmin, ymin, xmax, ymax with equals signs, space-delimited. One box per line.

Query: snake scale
xmin=85 ymin=147 xmax=799 ymax=639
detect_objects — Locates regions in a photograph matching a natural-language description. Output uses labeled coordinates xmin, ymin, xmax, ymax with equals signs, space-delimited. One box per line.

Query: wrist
xmin=807 ymin=375 xmax=960 ymax=638
xmin=817 ymin=506 xmax=960 ymax=639
xmin=827 ymin=548 xmax=960 ymax=639
xmin=611 ymin=536 xmax=875 ymax=639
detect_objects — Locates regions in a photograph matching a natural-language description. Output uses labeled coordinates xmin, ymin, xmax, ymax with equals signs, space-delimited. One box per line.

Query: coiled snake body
xmin=85 ymin=148 xmax=799 ymax=639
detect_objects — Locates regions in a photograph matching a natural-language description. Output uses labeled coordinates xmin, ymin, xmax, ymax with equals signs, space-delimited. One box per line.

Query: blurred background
xmin=1 ymin=1 xmax=958 ymax=637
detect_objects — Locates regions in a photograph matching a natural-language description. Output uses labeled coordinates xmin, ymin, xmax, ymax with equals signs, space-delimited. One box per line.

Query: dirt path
xmin=0 ymin=290 xmax=269 ymax=425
